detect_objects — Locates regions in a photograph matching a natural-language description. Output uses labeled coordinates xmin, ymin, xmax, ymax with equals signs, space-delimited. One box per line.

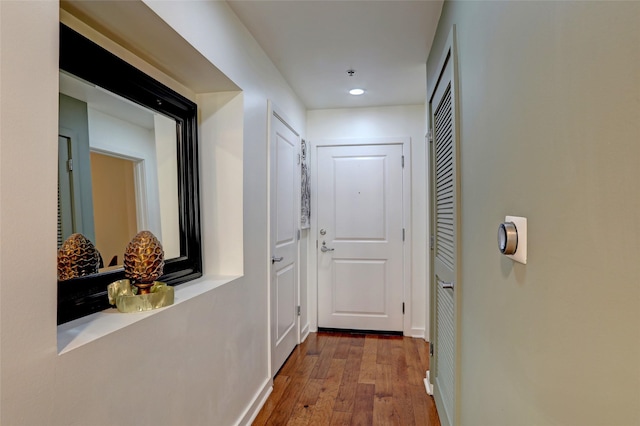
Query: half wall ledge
xmin=57 ymin=275 xmax=242 ymax=354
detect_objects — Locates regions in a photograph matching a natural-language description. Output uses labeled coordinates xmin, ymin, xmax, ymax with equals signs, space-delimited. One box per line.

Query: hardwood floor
xmin=253 ymin=331 xmax=441 ymax=426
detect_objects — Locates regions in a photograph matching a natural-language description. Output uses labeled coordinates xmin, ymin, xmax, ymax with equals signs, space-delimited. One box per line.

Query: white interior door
xmin=270 ymin=110 xmax=300 ymax=375
xmin=317 ymin=144 xmax=404 ymax=332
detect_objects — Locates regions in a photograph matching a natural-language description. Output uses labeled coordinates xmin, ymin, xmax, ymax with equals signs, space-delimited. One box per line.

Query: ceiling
xmin=227 ymin=0 xmax=443 ymax=110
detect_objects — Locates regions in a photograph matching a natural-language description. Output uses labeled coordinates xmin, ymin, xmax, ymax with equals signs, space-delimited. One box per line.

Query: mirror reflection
xmin=58 ymin=71 xmax=180 ymax=274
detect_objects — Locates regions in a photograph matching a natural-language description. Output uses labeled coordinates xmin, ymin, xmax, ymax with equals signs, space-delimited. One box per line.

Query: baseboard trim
xmin=300 ymin=322 xmax=310 ymax=342
xmin=235 ymin=376 xmax=272 ymax=426
xmin=424 ymin=370 xmax=434 ymax=395
xmin=410 ymin=327 xmax=425 ymax=339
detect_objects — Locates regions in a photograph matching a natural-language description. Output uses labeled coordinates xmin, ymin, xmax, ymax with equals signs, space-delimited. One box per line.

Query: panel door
xmin=317 ymin=144 xmax=404 ymax=332
xmin=270 ymin=112 xmax=300 ymax=375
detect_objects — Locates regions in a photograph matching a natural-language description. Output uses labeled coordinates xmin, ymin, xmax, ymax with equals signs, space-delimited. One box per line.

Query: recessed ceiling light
xmin=349 ymin=88 xmax=365 ymax=96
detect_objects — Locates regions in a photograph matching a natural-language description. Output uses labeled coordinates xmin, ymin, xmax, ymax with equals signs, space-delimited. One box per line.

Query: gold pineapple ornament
xmin=108 ymin=231 xmax=173 ymax=313
xmin=123 ymin=231 xmax=165 ymax=294
xmin=57 ymin=233 xmax=100 ymax=281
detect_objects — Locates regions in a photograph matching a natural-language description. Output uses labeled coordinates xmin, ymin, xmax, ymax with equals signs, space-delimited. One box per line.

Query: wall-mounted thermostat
xmin=498 ymin=216 xmax=527 ymax=264
xmin=498 ymin=222 xmax=518 ymax=255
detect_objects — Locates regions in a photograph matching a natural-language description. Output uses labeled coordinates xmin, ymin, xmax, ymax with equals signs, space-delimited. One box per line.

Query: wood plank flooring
xmin=253 ymin=331 xmax=441 ymax=426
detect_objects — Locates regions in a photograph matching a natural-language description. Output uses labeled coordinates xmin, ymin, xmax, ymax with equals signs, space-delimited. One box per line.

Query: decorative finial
xmin=123 ymin=231 xmax=165 ymax=294
xmin=57 ymin=233 xmax=100 ymax=281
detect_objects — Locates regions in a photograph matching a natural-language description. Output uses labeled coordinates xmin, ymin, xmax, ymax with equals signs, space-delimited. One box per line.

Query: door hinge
xmin=402 ymin=228 xmax=405 ymax=242
xmin=316 ymin=239 xmax=318 ymax=249
xmin=427 ymin=129 xmax=433 ymax=143
xmin=401 ymin=155 xmax=405 ymax=168
xmin=297 ymin=229 xmax=301 ymax=241
xmin=297 ymin=153 xmax=301 ymax=165
xmin=402 ymin=302 xmax=405 ymax=314
xmin=430 ymin=235 xmax=434 ymax=250
xmin=67 ymin=158 xmax=73 ymax=172
xmin=429 ymin=342 xmax=434 ymax=357
xmin=297 ymin=305 xmax=301 ymax=316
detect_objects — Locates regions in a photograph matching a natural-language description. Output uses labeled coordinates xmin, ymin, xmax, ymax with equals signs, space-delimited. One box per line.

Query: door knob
xmin=272 ymin=256 xmax=284 ymax=264
xmin=321 ymin=240 xmax=334 ymax=252
xmin=438 ymin=279 xmax=454 ymax=290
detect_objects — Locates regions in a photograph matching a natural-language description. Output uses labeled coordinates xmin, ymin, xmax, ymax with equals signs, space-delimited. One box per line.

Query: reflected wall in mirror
xmin=58 ymin=72 xmax=180 ymax=269
xmin=58 ymin=24 xmax=202 ymax=324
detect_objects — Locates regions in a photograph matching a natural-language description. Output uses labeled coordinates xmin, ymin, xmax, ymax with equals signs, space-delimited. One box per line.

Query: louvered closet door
xmin=430 ymin=48 xmax=458 ymax=426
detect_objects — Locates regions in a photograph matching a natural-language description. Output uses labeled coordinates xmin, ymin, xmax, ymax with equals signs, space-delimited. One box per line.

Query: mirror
xmin=59 ymin=72 xmax=180 ymax=267
xmin=58 ymin=24 xmax=202 ymax=324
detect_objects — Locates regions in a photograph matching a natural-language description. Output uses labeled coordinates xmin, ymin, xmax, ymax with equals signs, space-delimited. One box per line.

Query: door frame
xmin=267 ymin=100 xmax=301 ymax=378
xmin=309 ymin=137 xmax=412 ymax=335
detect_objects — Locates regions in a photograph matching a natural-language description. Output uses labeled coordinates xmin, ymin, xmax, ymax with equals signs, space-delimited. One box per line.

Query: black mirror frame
xmin=57 ymin=24 xmax=202 ymax=325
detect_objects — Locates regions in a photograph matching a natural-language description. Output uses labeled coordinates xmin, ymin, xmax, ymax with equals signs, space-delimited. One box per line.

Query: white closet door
xmin=429 ymin=28 xmax=460 ymax=426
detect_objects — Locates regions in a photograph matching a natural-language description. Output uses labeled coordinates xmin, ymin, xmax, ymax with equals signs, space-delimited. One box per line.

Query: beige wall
xmin=90 ymin=152 xmax=137 ymax=266
xmin=428 ymin=1 xmax=640 ymax=424
xmin=0 ymin=1 xmax=304 ymax=425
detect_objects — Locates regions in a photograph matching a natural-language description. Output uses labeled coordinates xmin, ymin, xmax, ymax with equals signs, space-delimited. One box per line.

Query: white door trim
xmin=309 ymin=137 xmax=412 ymax=336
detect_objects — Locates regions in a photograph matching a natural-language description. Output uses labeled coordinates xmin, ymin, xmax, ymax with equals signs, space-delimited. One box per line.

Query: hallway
xmin=253 ymin=331 xmax=440 ymax=425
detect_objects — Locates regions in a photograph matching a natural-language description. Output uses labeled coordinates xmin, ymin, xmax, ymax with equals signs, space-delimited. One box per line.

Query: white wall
xmin=307 ymin=105 xmax=428 ymax=337
xmin=0 ymin=2 xmax=305 ymax=426
xmin=198 ymin=91 xmax=245 ymax=277
xmin=429 ymin=1 xmax=640 ymax=424
xmin=154 ymin=113 xmax=180 ymax=260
